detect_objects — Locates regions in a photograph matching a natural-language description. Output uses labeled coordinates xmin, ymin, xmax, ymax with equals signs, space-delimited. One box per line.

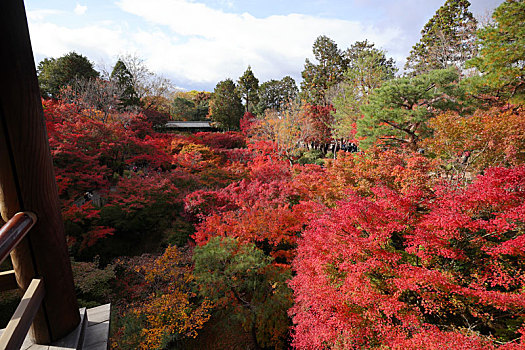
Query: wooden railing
xmin=0 ymin=212 xmax=37 ymax=265
xmin=0 ymin=211 xmax=44 ymax=350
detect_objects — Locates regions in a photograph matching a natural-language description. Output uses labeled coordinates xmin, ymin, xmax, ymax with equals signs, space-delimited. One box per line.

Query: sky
xmin=25 ymin=0 xmax=504 ymax=92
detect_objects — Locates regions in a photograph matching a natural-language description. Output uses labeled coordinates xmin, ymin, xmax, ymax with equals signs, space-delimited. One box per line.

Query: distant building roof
xmin=165 ymin=121 xmax=212 ymax=128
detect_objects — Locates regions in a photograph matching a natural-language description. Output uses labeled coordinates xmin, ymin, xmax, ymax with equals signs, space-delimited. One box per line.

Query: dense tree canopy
xmin=28 ymin=2 xmax=525 ymax=349
xmin=237 ymin=66 xmax=259 ymax=114
xmin=112 ymin=246 xmax=211 ymax=349
xmin=208 ymin=79 xmax=244 ymax=130
xmin=170 ymin=91 xmax=210 ymax=121
xmin=357 ymin=68 xmax=460 ymax=150
xmin=171 ymin=97 xmax=196 ymax=120
xmin=193 ymin=237 xmax=292 ymax=349
xmin=291 ymin=165 xmax=525 ymax=349
xmin=37 ymin=51 xmax=99 ymax=98
xmin=405 ymin=0 xmax=477 ymax=75
xmin=331 ymin=40 xmax=397 ymax=140
xmin=344 ymin=40 xmax=398 ymax=94
xmin=423 ymin=106 xmax=525 ymax=173
xmin=111 ymin=59 xmax=141 ymax=109
xmin=300 ymin=35 xmax=348 ymax=105
xmin=256 ymin=76 xmax=298 ymax=114
xmin=467 ymin=0 xmax=525 ymax=104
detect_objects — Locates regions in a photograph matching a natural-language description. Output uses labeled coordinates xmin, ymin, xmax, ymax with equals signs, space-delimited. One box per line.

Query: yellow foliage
xmin=423 ymin=106 xmax=525 ymax=173
xmin=134 ymin=289 xmax=212 ymax=349
xmin=111 ymin=246 xmax=211 ymax=349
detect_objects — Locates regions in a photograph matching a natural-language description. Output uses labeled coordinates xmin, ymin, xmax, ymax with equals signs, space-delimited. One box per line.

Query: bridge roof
xmin=165 ymin=121 xmax=212 ymax=128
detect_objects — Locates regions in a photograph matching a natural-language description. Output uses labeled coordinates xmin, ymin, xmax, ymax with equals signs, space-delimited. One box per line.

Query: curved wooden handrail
xmin=0 ymin=213 xmax=42 ymax=349
xmin=0 ymin=212 xmax=37 ymax=265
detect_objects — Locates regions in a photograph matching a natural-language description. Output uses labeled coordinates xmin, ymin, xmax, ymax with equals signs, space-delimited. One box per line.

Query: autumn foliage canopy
xmin=38 ymin=2 xmax=525 ymax=347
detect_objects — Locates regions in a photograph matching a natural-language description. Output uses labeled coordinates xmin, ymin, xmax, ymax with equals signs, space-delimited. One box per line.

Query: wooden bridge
xmin=0 ymin=1 xmax=109 ymax=349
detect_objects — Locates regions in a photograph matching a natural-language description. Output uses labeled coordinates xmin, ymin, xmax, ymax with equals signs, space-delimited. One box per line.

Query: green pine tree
xmin=209 ymin=79 xmax=244 ymax=131
xmin=405 ymin=0 xmax=477 ymax=75
xmin=300 ymin=35 xmax=348 ymax=105
xmin=332 ymin=40 xmax=397 ymax=140
xmin=357 ymin=68 xmax=460 ymax=150
xmin=256 ymin=76 xmax=298 ymax=114
xmin=193 ymin=237 xmax=292 ymax=349
xmin=110 ymin=59 xmax=141 ymax=109
xmin=466 ymin=0 xmax=525 ymax=105
xmin=237 ymin=66 xmax=260 ymax=113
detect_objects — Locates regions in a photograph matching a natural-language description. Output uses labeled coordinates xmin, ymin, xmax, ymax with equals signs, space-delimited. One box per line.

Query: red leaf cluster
xmin=290 ymin=166 xmax=525 ymax=349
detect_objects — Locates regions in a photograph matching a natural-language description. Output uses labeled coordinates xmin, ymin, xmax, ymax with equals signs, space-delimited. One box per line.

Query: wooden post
xmin=0 ymin=0 xmax=80 ymax=344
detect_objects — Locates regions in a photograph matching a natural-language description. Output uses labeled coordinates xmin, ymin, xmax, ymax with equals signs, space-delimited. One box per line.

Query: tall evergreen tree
xmin=405 ymin=0 xmax=477 ymax=75
xmin=37 ymin=52 xmax=99 ymax=98
xmin=300 ymin=35 xmax=348 ymax=105
xmin=466 ymin=0 xmax=525 ymax=104
xmin=237 ymin=66 xmax=259 ymax=113
xmin=208 ymin=79 xmax=244 ymax=131
xmin=110 ymin=59 xmax=141 ymax=108
xmin=331 ymin=41 xmax=397 ymax=140
xmin=256 ymin=76 xmax=298 ymax=114
xmin=345 ymin=40 xmax=397 ymax=93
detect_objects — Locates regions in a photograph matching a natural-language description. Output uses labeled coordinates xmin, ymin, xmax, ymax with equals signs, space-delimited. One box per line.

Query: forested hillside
xmin=2 ymin=0 xmax=523 ymax=349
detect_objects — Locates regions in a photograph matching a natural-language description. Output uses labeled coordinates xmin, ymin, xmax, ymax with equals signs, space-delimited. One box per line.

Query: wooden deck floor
xmin=0 ymin=303 xmax=110 ymax=350
xmin=82 ymin=304 xmax=110 ymax=350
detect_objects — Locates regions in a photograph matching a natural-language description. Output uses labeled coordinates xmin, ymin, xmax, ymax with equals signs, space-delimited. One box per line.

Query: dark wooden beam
xmin=0 ymin=0 xmax=80 ymax=344
xmin=0 ymin=270 xmax=18 ymax=292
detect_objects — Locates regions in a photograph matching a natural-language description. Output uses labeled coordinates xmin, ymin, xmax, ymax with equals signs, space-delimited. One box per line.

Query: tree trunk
xmin=251 ymin=324 xmax=262 ymax=350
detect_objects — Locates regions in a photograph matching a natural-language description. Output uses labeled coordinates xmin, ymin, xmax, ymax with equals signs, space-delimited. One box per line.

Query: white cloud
xmin=27 ymin=9 xmax=63 ymax=21
xmin=27 ymin=0 xmax=406 ymax=90
xmin=115 ymin=0 xmax=402 ymax=87
xmin=218 ymin=0 xmax=234 ymax=9
xmin=28 ymin=20 xmax=129 ymax=63
xmin=74 ymin=4 xmax=88 ymax=15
